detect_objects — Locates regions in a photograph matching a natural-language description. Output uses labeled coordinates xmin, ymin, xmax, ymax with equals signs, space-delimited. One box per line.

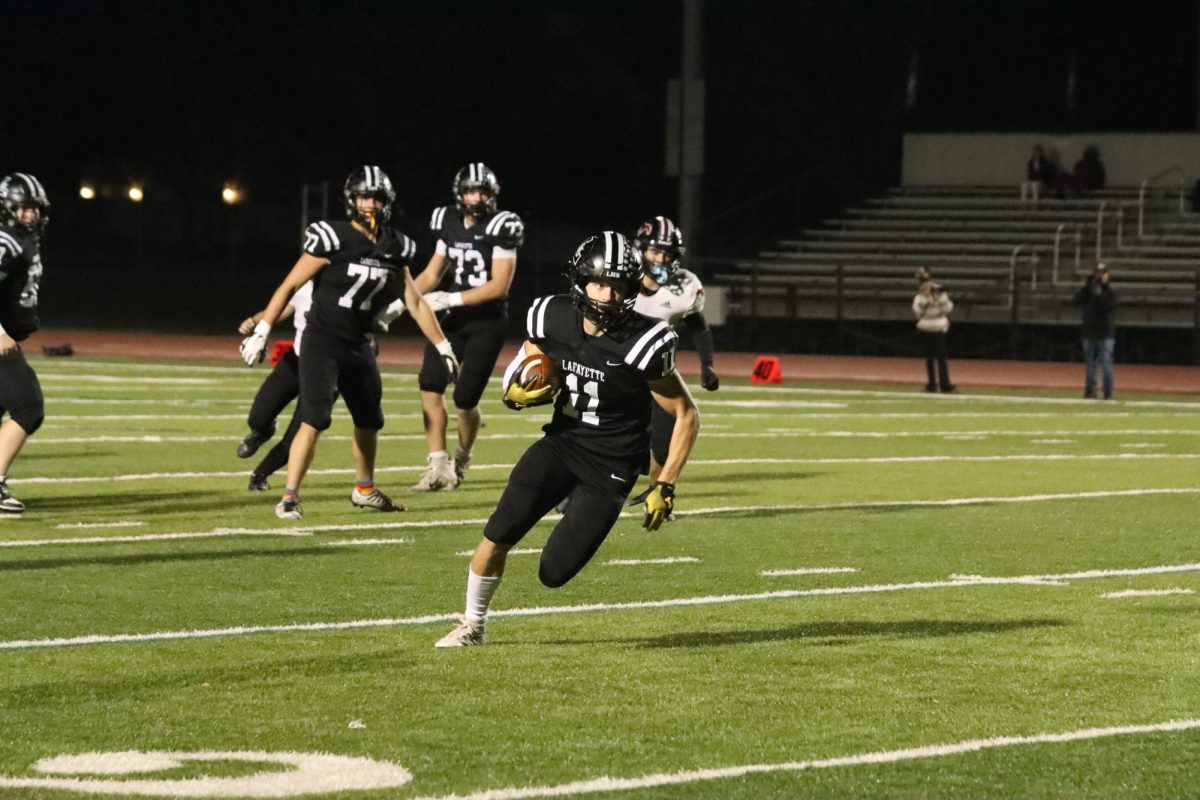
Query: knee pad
xmin=538 ymin=559 xmax=571 ymax=589
xmin=452 ymin=376 xmax=488 ymax=411
xmin=300 ymin=406 xmax=333 ymax=432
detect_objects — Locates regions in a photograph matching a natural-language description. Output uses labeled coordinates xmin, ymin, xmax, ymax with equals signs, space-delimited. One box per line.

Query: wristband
xmin=447 ymin=292 xmax=464 ymax=308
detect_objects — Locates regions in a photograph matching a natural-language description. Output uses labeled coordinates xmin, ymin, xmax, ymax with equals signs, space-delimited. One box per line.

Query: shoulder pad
xmin=429 ymin=206 xmax=452 ymax=236
xmin=302 ymin=220 xmax=343 ymax=257
xmin=0 ymin=227 xmax=25 ymax=264
xmin=483 ymin=210 xmax=525 ymax=249
xmin=524 ymin=294 xmax=564 ymax=342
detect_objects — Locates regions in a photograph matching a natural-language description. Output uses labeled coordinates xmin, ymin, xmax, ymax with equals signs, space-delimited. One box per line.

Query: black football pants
xmin=484 ymin=435 xmax=640 ymax=588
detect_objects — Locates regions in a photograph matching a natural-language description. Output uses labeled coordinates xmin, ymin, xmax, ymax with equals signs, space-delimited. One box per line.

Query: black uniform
xmin=0 ymin=224 xmax=45 ymax=434
xmin=484 ymin=294 xmax=678 ymax=588
xmin=418 ymin=206 xmax=524 ymax=409
xmin=299 ymin=220 xmax=415 ymax=431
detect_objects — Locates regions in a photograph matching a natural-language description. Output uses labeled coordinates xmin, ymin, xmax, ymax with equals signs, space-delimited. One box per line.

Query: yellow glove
xmin=642 ymin=482 xmax=675 ymax=531
xmin=503 ymin=381 xmax=556 ymax=410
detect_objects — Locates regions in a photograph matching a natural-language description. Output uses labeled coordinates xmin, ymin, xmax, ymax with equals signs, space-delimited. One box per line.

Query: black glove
xmin=641 ymin=482 xmax=675 ymax=531
xmin=700 ymin=365 xmax=720 ymax=391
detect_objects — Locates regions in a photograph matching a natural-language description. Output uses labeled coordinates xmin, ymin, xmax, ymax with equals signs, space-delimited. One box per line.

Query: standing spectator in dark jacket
xmin=1021 ymin=145 xmax=1057 ymax=205
xmin=1072 ymin=262 xmax=1117 ymax=399
xmin=1073 ymin=145 xmax=1107 ymax=193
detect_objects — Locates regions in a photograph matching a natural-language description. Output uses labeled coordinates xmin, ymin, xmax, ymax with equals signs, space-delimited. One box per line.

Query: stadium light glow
xmin=222 ymin=183 xmax=241 ymax=205
xmin=79 ymin=184 xmax=96 ymax=200
xmin=128 ymin=184 xmax=145 ymax=202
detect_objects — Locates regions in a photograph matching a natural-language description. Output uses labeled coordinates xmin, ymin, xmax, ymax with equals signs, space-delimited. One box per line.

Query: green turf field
xmin=0 ymin=355 xmax=1197 ymax=799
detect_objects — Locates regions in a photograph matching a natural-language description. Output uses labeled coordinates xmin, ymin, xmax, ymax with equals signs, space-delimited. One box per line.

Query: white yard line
xmin=454 ymin=547 xmax=541 ymax=557
xmin=323 ymin=538 xmax=410 ymax=547
xmin=1103 ymin=588 xmax=1194 ymax=598
xmin=53 ymin=521 xmax=146 ymax=530
xmin=4 ymin=560 xmax=1199 ymax=651
xmin=8 ymin=488 xmax=1200 ymax=551
xmin=15 ymin=455 xmax=1200 ymax=485
xmin=0 ymin=530 xmax=312 ymax=548
xmin=761 ymin=567 xmax=858 ymax=576
xmin=604 ymin=557 xmax=701 ymax=566
xmin=405 ymin=719 xmax=1200 ymax=800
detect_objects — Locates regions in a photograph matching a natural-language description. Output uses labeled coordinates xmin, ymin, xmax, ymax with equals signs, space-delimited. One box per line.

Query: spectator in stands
xmin=1072 ymin=262 xmax=1117 ymax=399
xmin=912 ymin=268 xmax=955 ymax=393
xmin=1021 ymin=145 xmax=1057 ymax=205
xmin=1073 ymin=145 xmax=1107 ymax=193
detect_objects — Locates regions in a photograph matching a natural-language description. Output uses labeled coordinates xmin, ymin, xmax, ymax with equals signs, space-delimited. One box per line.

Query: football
xmin=516 ymin=352 xmax=560 ymax=392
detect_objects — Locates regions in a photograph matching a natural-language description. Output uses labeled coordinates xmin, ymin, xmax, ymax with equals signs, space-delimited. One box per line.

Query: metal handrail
xmin=1095 ymin=201 xmax=1107 ymax=260
xmin=1138 ymin=165 xmax=1186 ymax=237
xmin=1052 ymin=222 xmax=1082 ymax=285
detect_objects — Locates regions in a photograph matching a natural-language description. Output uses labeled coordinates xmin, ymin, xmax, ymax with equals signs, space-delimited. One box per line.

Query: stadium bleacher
xmin=710 ymin=185 xmax=1200 ymax=331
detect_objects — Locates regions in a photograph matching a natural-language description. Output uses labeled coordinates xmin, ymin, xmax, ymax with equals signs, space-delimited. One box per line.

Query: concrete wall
xmin=902 ymin=133 xmax=1200 ymax=188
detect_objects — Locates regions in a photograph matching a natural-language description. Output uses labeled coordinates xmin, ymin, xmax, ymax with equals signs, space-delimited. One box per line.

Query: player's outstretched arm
xmin=240 ymin=253 xmax=326 ymax=365
xmin=401 ymin=267 xmax=458 ymax=381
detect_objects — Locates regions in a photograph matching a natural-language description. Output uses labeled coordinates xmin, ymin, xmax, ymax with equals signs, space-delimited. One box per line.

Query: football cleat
xmin=410 ymin=460 xmax=458 ymax=492
xmin=351 ymin=487 xmax=405 ymax=512
xmin=237 ymin=422 xmax=276 ymax=458
xmin=453 ymin=450 xmax=472 ymax=485
xmin=248 ymin=473 xmax=270 ymax=491
xmin=275 ymin=496 xmax=302 ymax=520
xmin=0 ymin=481 xmax=25 ymax=514
xmin=435 ymin=617 xmax=486 ymax=648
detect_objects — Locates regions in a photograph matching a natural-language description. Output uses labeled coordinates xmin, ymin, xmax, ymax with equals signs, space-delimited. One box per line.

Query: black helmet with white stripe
xmin=632 ymin=215 xmax=685 ymax=285
xmin=453 ymin=162 xmax=500 ymax=219
xmin=567 ymin=232 xmax=644 ymax=330
xmin=0 ymin=173 xmax=50 ymax=232
xmin=343 ymin=165 xmax=395 ymax=230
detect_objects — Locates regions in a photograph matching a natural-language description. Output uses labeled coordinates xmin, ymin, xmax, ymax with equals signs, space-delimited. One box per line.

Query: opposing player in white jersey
xmin=631 ymin=216 xmax=718 ymax=487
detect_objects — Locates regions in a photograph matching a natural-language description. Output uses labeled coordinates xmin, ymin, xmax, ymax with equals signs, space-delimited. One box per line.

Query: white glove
xmin=375 ymin=298 xmax=406 ymax=332
xmin=424 ymin=291 xmax=464 ymax=313
xmin=240 ymin=320 xmax=271 ymax=366
xmin=436 ymin=339 xmax=459 ymax=384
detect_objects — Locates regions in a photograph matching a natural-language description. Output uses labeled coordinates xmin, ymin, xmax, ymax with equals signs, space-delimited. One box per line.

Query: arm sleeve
xmin=684 ymin=313 xmax=715 ymax=367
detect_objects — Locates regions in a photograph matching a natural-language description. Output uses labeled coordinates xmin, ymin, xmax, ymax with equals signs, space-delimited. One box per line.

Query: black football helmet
xmin=0 ymin=173 xmax=50 ymax=232
xmin=567 ymin=232 xmax=644 ymax=330
xmin=632 ymin=216 xmax=685 ymax=285
xmin=343 ymin=165 xmax=395 ymax=231
xmin=453 ymin=162 xmax=500 ymax=219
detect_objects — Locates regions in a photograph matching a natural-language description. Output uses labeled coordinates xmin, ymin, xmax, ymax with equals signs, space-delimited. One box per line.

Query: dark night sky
xmin=5 ymin=0 xmax=1198 ymax=251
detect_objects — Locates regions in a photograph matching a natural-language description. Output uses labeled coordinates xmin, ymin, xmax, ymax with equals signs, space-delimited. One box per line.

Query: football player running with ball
xmin=435 ymin=232 xmax=699 ymax=647
xmin=632 ymin=216 xmax=718 ymax=489
xmin=0 ymin=174 xmax=50 ymax=514
xmin=241 ymin=166 xmax=457 ymax=520
xmin=410 ymin=163 xmax=525 ymax=491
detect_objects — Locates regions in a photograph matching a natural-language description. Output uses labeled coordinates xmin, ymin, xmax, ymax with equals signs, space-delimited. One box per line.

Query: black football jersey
xmin=301 ymin=220 xmax=416 ymax=342
xmin=0 ymin=224 xmax=42 ymax=341
xmin=429 ymin=206 xmax=525 ymax=319
xmin=525 ymin=295 xmax=678 ymax=463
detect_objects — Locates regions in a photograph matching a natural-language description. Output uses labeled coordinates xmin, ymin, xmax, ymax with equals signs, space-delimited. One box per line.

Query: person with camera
xmin=913 ymin=268 xmax=955 ymax=393
xmin=1072 ymin=262 xmax=1117 ymax=399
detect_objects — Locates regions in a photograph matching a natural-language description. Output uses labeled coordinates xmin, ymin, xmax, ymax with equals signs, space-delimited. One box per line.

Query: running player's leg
xmin=339 ymin=341 xmax=400 ymax=511
xmin=0 ymin=350 xmax=46 ymax=513
xmin=539 ymin=456 xmax=638 ymax=588
xmin=414 ymin=328 xmax=463 ymax=491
